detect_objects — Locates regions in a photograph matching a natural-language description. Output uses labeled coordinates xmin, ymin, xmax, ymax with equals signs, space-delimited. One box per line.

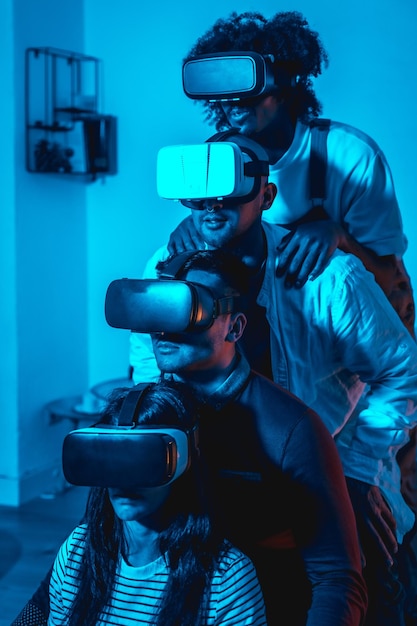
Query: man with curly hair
xmin=167 ymin=13 xmax=417 ymax=623
xmin=171 ymin=10 xmax=415 ymax=337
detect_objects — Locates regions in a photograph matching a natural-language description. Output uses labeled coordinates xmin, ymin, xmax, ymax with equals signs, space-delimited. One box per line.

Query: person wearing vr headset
xmin=180 ymin=17 xmax=417 ymax=610
xmin=129 ymin=132 xmax=417 ymax=625
xmin=12 ymin=259 xmax=367 ymax=626
xmin=174 ymin=11 xmax=417 ymax=626
xmin=106 ymin=248 xmax=366 ymax=625
xmin=172 ymin=10 xmax=415 ymax=337
xmin=34 ymin=380 xmax=268 ymax=626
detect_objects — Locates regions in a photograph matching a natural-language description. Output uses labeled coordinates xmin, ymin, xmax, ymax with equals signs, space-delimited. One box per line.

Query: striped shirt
xmin=48 ymin=525 xmax=267 ymax=625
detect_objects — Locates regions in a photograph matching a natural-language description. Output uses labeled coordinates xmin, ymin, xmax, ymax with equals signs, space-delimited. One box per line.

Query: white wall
xmin=0 ymin=0 xmax=19 ymax=503
xmin=0 ymin=0 xmax=90 ymax=505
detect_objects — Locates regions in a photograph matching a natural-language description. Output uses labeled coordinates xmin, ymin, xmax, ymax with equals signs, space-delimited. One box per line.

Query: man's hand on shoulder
xmin=167 ymin=215 xmax=204 ymax=255
xmin=276 ymin=220 xmax=344 ymax=288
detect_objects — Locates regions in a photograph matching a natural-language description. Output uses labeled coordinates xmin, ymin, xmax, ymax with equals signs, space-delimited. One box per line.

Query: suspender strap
xmin=309 ymin=118 xmax=331 ymax=205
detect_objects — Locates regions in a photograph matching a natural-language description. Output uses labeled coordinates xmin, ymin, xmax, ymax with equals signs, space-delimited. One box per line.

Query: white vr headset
xmin=157 ymin=132 xmax=269 ymax=207
xmin=62 ymin=384 xmax=198 ymax=488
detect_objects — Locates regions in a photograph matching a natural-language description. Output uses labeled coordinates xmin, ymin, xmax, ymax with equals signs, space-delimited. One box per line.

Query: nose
xmin=204 ymin=198 xmax=223 ymax=213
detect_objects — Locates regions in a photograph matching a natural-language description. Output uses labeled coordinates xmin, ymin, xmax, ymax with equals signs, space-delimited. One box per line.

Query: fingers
xmin=354 ymin=484 xmax=399 ymax=566
xmin=276 ymin=240 xmax=330 ymax=288
xmin=167 ymin=218 xmax=203 ymax=255
xmin=168 ymin=234 xmax=187 ymax=256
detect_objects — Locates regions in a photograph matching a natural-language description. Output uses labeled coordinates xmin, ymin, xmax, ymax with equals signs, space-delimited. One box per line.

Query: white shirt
xmin=263 ymin=119 xmax=407 ymax=257
xmin=130 ymin=225 xmax=417 ymax=541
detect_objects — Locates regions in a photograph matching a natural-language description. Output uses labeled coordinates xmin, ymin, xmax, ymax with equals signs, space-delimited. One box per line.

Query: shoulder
xmin=58 ymin=525 xmax=87 ymax=560
xmin=214 ymin=540 xmax=260 ymax=583
xmin=319 ymin=248 xmax=371 ymax=280
xmin=243 ymin=370 xmax=317 ymax=428
xmin=301 ymin=250 xmax=383 ymax=314
xmin=326 ymin=119 xmax=386 ymax=157
xmin=262 ymin=221 xmax=288 ymax=245
xmin=52 ymin=525 xmax=87 ymax=584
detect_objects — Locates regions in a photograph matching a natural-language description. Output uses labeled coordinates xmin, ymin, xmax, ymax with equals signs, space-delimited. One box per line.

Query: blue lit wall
xmin=2 ymin=0 xmax=416 ymax=504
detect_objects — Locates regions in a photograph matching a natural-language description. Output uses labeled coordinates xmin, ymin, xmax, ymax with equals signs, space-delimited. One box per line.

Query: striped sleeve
xmin=48 ymin=529 xmax=267 ymax=625
xmin=48 ymin=526 xmax=86 ymax=625
xmin=205 ymin=542 xmax=268 ymax=625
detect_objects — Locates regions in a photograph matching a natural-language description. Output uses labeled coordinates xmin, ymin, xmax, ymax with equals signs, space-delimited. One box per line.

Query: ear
xmin=261 ymin=182 xmax=277 ymax=213
xmin=225 ymin=312 xmax=247 ymax=343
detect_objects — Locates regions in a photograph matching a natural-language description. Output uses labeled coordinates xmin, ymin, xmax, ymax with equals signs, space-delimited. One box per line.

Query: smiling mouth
xmin=155 ymin=341 xmax=179 ymax=353
xmin=203 ymin=216 xmax=226 ymax=224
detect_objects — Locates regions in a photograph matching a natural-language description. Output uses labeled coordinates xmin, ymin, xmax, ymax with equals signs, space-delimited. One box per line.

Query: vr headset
xmin=182 ymin=51 xmax=277 ymax=101
xmin=105 ymin=251 xmax=245 ymax=333
xmin=62 ymin=383 xmax=198 ymax=488
xmin=105 ymin=277 xmax=241 ymax=333
xmin=157 ymin=132 xmax=269 ymax=207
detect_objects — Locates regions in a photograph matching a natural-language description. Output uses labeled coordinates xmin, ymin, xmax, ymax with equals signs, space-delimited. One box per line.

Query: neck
xmin=224 ymin=219 xmax=266 ymax=270
xmin=123 ymin=521 xmax=161 ymax=567
xmin=175 ymin=353 xmax=238 ymax=397
xmin=252 ymin=110 xmax=296 ymax=164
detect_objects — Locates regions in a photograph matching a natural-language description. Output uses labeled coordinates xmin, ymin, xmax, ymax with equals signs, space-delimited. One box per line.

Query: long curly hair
xmin=66 ymin=380 xmax=225 ymax=626
xmin=184 ymin=11 xmax=329 ymax=128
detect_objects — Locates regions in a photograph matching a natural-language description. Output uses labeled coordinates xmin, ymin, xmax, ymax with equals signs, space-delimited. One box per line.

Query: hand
xmin=276 ymin=220 xmax=344 ymax=288
xmin=167 ymin=215 xmax=204 ymax=255
xmin=346 ymin=477 xmax=398 ymax=566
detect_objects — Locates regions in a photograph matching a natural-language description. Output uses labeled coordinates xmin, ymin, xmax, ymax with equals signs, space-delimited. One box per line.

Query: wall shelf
xmin=25 ymin=47 xmax=117 ymax=179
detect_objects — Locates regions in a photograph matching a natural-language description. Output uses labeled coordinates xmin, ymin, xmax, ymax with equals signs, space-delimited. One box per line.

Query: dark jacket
xmin=197 ymin=354 xmax=367 ymax=626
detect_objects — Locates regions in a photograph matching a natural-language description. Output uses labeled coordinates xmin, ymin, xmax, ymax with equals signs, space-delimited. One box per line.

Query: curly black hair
xmin=184 ymin=11 xmax=329 ymax=129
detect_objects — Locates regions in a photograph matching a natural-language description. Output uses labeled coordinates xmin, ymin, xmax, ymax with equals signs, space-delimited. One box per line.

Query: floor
xmin=0 ymin=485 xmax=89 ymax=626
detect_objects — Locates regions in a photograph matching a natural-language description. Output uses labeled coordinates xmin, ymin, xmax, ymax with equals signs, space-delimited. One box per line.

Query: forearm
xmin=306 ymin=573 xmax=367 ymax=626
xmin=338 ymin=230 xmax=397 ymax=295
xmin=289 ymin=415 xmax=367 ymax=624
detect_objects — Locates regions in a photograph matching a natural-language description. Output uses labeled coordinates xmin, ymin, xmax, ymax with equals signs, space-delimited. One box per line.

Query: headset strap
xmin=158 ymin=251 xmax=200 ymax=279
xmin=245 ymin=160 xmax=269 ymax=177
xmin=118 ymin=384 xmax=153 ymax=427
xmin=309 ymin=118 xmax=330 ymax=206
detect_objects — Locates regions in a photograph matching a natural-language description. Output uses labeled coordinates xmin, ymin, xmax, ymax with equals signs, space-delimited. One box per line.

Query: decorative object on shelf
xmin=25 ymin=47 xmax=117 ymax=180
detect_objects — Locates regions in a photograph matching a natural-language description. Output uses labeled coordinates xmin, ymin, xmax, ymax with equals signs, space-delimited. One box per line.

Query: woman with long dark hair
xmin=48 ymin=380 xmax=267 ymax=626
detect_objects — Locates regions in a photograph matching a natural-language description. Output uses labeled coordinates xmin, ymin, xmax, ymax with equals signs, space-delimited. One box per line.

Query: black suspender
xmin=309 ymin=118 xmax=331 ymax=207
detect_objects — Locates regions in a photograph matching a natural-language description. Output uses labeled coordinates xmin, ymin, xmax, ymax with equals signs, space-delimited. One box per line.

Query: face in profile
xmin=151 ymin=270 xmax=237 ymax=375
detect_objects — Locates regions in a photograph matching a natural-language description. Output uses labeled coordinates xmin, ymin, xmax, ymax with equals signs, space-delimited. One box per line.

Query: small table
xmin=46 ymin=395 xmax=101 ymax=430
xmin=45 ymin=377 xmax=134 ymax=430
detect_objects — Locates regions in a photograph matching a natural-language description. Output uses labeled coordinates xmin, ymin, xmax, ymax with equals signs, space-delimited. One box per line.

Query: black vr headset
xmin=182 ymin=51 xmax=279 ymax=101
xmin=157 ymin=131 xmax=269 ymax=208
xmin=62 ymin=383 xmax=198 ymax=488
xmin=105 ymin=251 xmax=244 ymax=334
